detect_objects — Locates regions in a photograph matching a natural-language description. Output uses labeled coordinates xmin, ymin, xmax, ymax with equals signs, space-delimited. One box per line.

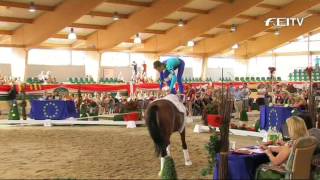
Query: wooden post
xmin=21 ymin=83 xmax=27 ymax=120
xmin=218 ymin=89 xmax=233 ymax=179
xmin=77 ymin=87 xmax=82 ymax=111
xmin=306 ymin=67 xmax=316 ymax=127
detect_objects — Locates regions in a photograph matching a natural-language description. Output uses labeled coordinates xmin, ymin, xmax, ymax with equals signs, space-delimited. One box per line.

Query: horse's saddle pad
xmin=162 ymin=94 xmax=186 ymax=115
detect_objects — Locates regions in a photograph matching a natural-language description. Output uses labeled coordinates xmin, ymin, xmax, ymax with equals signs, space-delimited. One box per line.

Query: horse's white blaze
xmin=159 ymin=157 xmax=165 ymax=176
xmin=166 ymin=145 xmax=171 ymax=156
xmin=183 ymin=149 xmax=192 ymax=166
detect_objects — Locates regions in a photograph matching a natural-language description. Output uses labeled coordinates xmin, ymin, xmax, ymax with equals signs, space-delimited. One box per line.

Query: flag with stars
xmin=30 ymin=100 xmax=73 ymax=120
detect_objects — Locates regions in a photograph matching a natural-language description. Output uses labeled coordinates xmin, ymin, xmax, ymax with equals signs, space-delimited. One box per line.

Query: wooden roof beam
xmin=209 ymin=0 xmax=232 ymax=3
xmin=0 ymin=44 xmax=24 ymax=48
xmin=143 ymin=29 xmax=166 ymax=34
xmin=87 ymin=11 xmax=129 ymax=19
xmin=238 ymin=15 xmax=257 ymax=20
xmin=193 ymin=0 xmax=320 ymax=56
xmin=0 ymin=30 xmax=12 ymax=35
xmin=218 ymin=24 xmax=232 ymax=29
xmin=69 ymin=23 xmax=107 ymax=30
xmin=131 ymin=0 xmax=263 ymax=54
xmin=179 ymin=7 xmax=209 ymax=14
xmin=50 ymin=34 xmax=87 ymax=40
xmin=308 ymin=10 xmax=320 ymax=15
xmin=105 ymin=0 xmax=210 ymax=14
xmin=0 ymin=1 xmax=131 ymax=19
xmin=0 ymin=35 xmax=11 ymax=44
xmin=257 ymin=4 xmax=281 ymax=10
xmin=0 ymin=0 xmax=55 ymax=11
xmin=200 ymin=34 xmax=216 ymax=38
xmin=103 ymin=0 xmax=151 ymax=7
xmin=0 ymin=16 xmax=33 ymax=24
xmin=235 ymin=15 xmax=320 ymax=58
xmin=86 ymin=0 xmax=192 ymax=50
xmin=160 ymin=18 xmax=180 ymax=24
xmin=12 ymin=0 xmax=105 ymax=47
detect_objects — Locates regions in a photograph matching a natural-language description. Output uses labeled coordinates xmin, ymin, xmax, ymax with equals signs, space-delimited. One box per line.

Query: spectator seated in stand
xmin=292 ymin=95 xmax=307 ymax=110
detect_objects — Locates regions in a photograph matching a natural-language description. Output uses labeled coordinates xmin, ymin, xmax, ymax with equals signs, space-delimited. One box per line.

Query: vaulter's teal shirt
xmin=160 ymin=57 xmax=181 ymax=90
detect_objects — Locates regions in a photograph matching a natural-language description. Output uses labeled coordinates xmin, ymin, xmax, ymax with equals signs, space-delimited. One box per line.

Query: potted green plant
xmin=201 ymin=133 xmax=221 ymax=176
xmin=206 ymin=102 xmax=222 ymax=127
xmin=239 ymin=109 xmax=248 ymax=127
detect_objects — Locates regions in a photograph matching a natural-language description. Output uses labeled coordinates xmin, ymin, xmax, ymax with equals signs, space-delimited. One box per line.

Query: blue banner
xmin=30 ymin=100 xmax=78 ymax=120
xmin=260 ymin=105 xmax=292 ymax=132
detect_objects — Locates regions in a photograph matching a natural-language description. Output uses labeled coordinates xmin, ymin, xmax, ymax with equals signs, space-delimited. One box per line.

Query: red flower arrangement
xmin=268 ymin=67 xmax=276 ymax=75
xmin=229 ymin=123 xmax=257 ymax=132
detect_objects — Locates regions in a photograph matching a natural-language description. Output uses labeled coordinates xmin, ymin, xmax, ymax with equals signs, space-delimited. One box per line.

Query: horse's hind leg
xmin=180 ymin=129 xmax=192 ymax=166
xmin=159 ymin=139 xmax=170 ymax=176
xmin=166 ymin=142 xmax=171 ymax=156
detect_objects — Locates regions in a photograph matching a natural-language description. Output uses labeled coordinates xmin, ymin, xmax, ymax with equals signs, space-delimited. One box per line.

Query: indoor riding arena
xmin=0 ymin=0 xmax=320 ymax=179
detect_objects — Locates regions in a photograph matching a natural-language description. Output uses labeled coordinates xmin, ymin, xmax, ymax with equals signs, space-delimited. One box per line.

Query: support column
xmin=85 ymin=51 xmax=100 ymax=82
xmin=11 ymin=48 xmax=27 ymax=81
xmin=98 ymin=52 xmax=102 ymax=81
xmin=201 ymin=56 xmax=208 ymax=81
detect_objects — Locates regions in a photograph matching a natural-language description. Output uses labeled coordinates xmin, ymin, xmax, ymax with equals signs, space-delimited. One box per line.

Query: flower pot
xmin=124 ymin=112 xmax=140 ymax=121
xmin=239 ymin=121 xmax=247 ymax=127
xmin=207 ymin=114 xmax=222 ymax=127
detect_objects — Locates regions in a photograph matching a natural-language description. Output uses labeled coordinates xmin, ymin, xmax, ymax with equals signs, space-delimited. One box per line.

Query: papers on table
xmin=249 ymin=148 xmax=265 ymax=154
xmin=233 ymin=147 xmax=265 ymax=154
xmin=268 ymin=145 xmax=280 ymax=149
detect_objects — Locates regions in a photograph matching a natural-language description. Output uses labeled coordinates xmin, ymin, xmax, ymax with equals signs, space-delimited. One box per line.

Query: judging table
xmin=30 ymin=100 xmax=78 ymax=120
xmin=260 ymin=105 xmax=293 ymax=132
xmin=214 ymin=150 xmax=269 ymax=179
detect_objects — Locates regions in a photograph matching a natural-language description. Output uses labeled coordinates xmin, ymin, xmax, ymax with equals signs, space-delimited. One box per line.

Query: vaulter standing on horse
xmin=150 ymin=57 xmax=191 ymax=176
xmin=153 ymin=57 xmax=185 ymax=94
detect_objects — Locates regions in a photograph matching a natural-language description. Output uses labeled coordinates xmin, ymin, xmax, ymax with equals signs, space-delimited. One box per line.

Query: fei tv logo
xmin=265 ymin=18 xmax=304 ymax=27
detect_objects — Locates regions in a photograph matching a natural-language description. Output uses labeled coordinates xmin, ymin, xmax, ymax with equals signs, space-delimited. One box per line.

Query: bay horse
xmin=145 ymin=94 xmax=192 ymax=175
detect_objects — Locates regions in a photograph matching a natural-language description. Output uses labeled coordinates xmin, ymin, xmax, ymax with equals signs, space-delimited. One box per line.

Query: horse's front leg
xmin=180 ymin=129 xmax=192 ymax=166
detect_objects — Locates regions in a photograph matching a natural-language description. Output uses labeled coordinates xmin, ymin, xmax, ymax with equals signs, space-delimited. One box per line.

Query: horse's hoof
xmin=185 ymin=160 xmax=192 ymax=166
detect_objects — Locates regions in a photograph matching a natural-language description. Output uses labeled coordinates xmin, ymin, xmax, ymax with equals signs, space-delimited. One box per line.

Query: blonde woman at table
xmin=256 ymin=116 xmax=309 ymax=179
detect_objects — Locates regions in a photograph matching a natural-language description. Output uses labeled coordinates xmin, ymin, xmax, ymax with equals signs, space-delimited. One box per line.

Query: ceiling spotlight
xmin=187 ymin=40 xmax=195 ymax=47
xmin=178 ymin=19 xmax=184 ymax=27
xmin=29 ymin=1 xmax=36 ymax=12
xmin=230 ymin=24 xmax=237 ymax=32
xmin=134 ymin=33 xmax=142 ymax=44
xmin=231 ymin=43 xmax=239 ymax=49
xmin=112 ymin=12 xmax=120 ymax=21
xmin=274 ymin=28 xmax=280 ymax=36
xmin=68 ymin=28 xmax=77 ymax=40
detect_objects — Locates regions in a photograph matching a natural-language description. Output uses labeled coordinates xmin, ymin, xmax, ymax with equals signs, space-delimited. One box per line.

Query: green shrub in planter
xmin=8 ymin=101 xmax=20 ymax=120
xmin=114 ymin=114 xmax=124 ymax=121
xmin=202 ymin=133 xmax=220 ymax=176
xmin=161 ymin=156 xmax=177 ymax=180
xmin=240 ymin=109 xmax=248 ymax=121
xmin=255 ymin=119 xmax=260 ymax=132
xmin=207 ymin=103 xmax=219 ymax=115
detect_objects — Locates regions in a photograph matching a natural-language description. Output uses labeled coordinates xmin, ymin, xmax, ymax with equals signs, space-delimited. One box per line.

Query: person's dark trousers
xmin=177 ymin=59 xmax=185 ymax=94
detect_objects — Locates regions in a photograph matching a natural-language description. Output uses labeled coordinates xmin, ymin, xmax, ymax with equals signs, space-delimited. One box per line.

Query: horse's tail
xmin=146 ymin=104 xmax=165 ymax=157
